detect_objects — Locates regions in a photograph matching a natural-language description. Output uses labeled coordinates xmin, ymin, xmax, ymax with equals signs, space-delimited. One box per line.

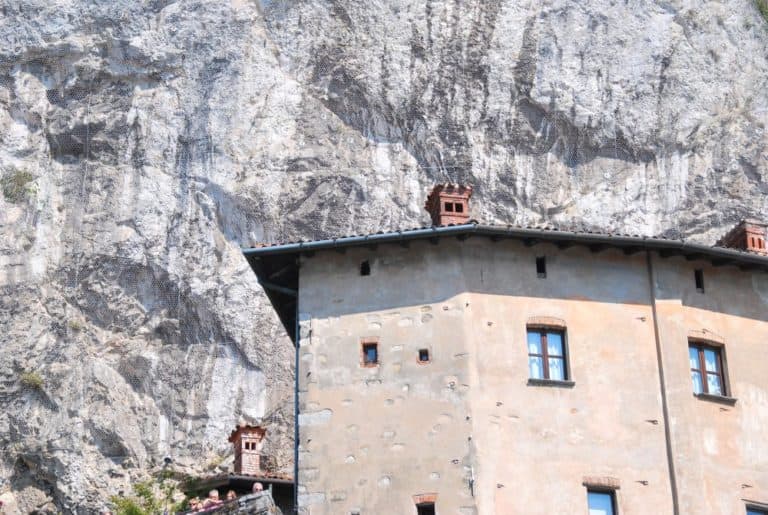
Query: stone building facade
xmin=244 ymin=187 xmax=768 ymax=515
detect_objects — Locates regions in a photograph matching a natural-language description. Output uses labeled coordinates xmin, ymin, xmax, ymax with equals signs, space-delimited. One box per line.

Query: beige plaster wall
xmin=653 ymin=255 xmax=768 ymax=515
xmin=296 ymin=238 xmax=768 ymax=515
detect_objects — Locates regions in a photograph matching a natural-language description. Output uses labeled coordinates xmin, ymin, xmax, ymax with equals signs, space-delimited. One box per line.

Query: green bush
xmin=110 ymin=474 xmax=185 ymax=515
xmin=757 ymin=0 xmax=768 ymax=22
xmin=1 ymin=170 xmax=34 ymax=203
xmin=68 ymin=319 xmax=83 ymax=331
xmin=19 ymin=371 xmax=44 ymax=390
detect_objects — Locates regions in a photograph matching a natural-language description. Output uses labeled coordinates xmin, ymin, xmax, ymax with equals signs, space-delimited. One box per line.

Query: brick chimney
xmin=229 ymin=425 xmax=266 ymax=475
xmin=425 ymin=184 xmax=473 ymax=226
xmin=717 ymin=220 xmax=768 ymax=254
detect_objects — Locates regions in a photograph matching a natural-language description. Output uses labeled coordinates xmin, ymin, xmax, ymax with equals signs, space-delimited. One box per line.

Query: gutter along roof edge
xmin=242 ymin=223 xmax=768 ymax=269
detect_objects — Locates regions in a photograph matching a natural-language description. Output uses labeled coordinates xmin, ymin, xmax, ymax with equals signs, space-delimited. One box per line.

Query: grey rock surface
xmin=0 ymin=0 xmax=766 ymax=511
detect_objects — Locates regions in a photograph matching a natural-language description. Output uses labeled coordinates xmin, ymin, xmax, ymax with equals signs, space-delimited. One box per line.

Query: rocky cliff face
xmin=0 ymin=0 xmax=766 ymax=512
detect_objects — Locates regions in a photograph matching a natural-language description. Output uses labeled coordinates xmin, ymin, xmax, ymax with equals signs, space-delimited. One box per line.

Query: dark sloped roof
xmin=242 ymin=221 xmax=768 ymax=342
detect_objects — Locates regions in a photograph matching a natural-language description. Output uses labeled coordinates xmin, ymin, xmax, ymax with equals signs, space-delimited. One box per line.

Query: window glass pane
xmin=689 ymin=347 xmax=700 ymax=369
xmin=691 ymin=371 xmax=703 ymax=394
xmin=546 ymin=332 xmax=563 ymax=356
xmin=527 ymin=332 xmax=542 ymax=354
xmin=704 ymin=349 xmax=719 ymax=372
xmin=588 ymin=491 xmax=614 ymax=515
xmin=529 ymin=356 xmax=543 ymax=379
xmin=707 ymin=373 xmax=722 ymax=395
xmin=747 ymin=510 xmax=767 ymax=515
xmin=548 ymin=357 xmax=565 ymax=380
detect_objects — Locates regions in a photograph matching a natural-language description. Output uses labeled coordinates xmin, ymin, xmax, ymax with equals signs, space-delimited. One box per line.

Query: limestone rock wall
xmin=0 ymin=0 xmax=765 ymax=512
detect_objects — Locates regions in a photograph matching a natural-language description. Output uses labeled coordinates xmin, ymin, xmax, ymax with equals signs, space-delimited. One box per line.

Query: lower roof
xmin=242 ymin=222 xmax=768 ymax=342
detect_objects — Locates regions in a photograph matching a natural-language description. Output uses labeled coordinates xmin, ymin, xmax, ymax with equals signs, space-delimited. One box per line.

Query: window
xmin=455 ymin=202 xmax=464 ymax=213
xmin=527 ymin=328 xmax=567 ymax=381
xmin=362 ymin=342 xmax=378 ymax=366
xmin=694 ymin=269 xmax=704 ymax=292
xmin=748 ymin=509 xmax=768 ymax=515
xmin=360 ymin=260 xmax=371 ymax=276
xmin=536 ymin=256 xmax=546 ymax=278
xmin=588 ymin=490 xmax=616 ymax=515
xmin=689 ymin=342 xmax=727 ymax=396
xmin=416 ymin=503 xmax=435 ymax=515
xmin=418 ymin=349 xmax=430 ymax=363
xmin=444 ymin=202 xmax=454 ymax=212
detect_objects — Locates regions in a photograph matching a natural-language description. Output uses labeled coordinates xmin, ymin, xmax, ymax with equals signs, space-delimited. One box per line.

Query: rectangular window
xmin=444 ymin=202 xmax=454 ymax=212
xmin=416 ymin=503 xmax=435 ymax=515
xmin=694 ymin=269 xmax=704 ymax=292
xmin=689 ymin=342 xmax=727 ymax=396
xmin=418 ymin=349 xmax=430 ymax=363
xmin=527 ymin=328 xmax=567 ymax=381
xmin=362 ymin=342 xmax=378 ymax=366
xmin=536 ymin=256 xmax=546 ymax=278
xmin=455 ymin=202 xmax=464 ymax=213
xmin=588 ymin=490 xmax=616 ymax=515
xmin=748 ymin=509 xmax=768 ymax=515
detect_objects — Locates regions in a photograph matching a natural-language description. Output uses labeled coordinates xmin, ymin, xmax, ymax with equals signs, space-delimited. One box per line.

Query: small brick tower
xmin=229 ymin=425 xmax=266 ymax=475
xmin=717 ymin=219 xmax=768 ymax=254
xmin=425 ymin=184 xmax=473 ymax=226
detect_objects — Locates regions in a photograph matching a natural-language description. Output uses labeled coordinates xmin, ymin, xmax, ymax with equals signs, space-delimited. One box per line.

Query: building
xmin=184 ymin=425 xmax=295 ymax=513
xmin=243 ymin=186 xmax=768 ymax=515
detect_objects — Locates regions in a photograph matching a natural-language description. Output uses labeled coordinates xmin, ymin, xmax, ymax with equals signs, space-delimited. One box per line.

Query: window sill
xmin=527 ymin=378 xmax=575 ymax=388
xmin=694 ymin=392 xmax=737 ymax=406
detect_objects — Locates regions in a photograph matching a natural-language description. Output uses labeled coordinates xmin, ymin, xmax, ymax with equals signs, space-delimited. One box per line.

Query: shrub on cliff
xmin=1 ymin=169 xmax=35 ymax=203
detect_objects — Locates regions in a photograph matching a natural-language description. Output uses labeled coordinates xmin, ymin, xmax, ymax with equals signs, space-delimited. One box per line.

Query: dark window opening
xmin=444 ymin=202 xmax=454 ymax=212
xmin=689 ymin=341 xmax=727 ymax=396
xmin=360 ymin=260 xmax=371 ymax=276
xmin=587 ymin=490 xmax=616 ymax=515
xmin=694 ymin=269 xmax=704 ymax=293
xmin=455 ymin=203 xmax=464 ymax=213
xmin=417 ymin=503 xmax=436 ymax=515
xmin=536 ymin=256 xmax=546 ymax=278
xmin=418 ymin=349 xmax=430 ymax=362
xmin=748 ymin=508 xmax=768 ymax=515
xmin=362 ymin=343 xmax=378 ymax=366
xmin=527 ymin=328 xmax=567 ymax=381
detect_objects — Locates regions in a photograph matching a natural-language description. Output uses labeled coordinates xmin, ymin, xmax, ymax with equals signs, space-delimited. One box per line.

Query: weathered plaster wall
xmin=296 ymin=239 xmax=767 ymax=514
xmin=653 ymin=256 xmax=768 ymax=514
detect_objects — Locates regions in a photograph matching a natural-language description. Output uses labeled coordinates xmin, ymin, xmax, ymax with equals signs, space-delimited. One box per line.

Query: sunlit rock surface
xmin=0 ymin=0 xmax=766 ymax=511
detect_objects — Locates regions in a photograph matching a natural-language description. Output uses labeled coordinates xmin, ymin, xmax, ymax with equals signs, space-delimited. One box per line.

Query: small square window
xmin=527 ymin=328 xmax=568 ymax=381
xmin=536 ymin=256 xmax=546 ymax=278
xmin=418 ymin=349 xmax=430 ymax=363
xmin=689 ymin=341 xmax=728 ymax=396
xmin=588 ymin=490 xmax=616 ymax=515
xmin=454 ymin=202 xmax=464 ymax=213
xmin=362 ymin=342 xmax=378 ymax=366
xmin=444 ymin=202 xmax=454 ymax=212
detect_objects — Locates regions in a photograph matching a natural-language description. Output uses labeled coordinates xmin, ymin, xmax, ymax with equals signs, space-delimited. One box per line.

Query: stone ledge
xmin=694 ymin=392 xmax=737 ymax=406
xmin=527 ymin=378 xmax=575 ymax=388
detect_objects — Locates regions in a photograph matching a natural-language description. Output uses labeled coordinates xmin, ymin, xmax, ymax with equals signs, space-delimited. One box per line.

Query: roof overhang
xmin=243 ymin=223 xmax=768 ymax=343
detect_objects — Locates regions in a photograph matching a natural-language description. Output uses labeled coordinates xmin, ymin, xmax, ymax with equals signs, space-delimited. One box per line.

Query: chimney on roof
xmin=229 ymin=425 xmax=266 ymax=475
xmin=717 ymin=220 xmax=768 ymax=254
xmin=425 ymin=184 xmax=473 ymax=226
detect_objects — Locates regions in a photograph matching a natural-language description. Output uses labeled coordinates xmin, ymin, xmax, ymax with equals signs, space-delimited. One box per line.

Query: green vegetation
xmin=757 ymin=0 xmax=768 ymax=22
xmin=19 ymin=371 xmax=44 ymax=390
xmin=68 ymin=319 xmax=83 ymax=331
xmin=110 ymin=471 xmax=186 ymax=515
xmin=1 ymin=169 xmax=35 ymax=203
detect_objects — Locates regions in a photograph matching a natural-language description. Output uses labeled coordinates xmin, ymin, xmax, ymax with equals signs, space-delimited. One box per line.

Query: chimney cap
xmin=425 ymin=183 xmax=473 ymax=226
xmin=228 ymin=424 xmax=267 ymax=443
xmin=716 ymin=219 xmax=768 ymax=254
